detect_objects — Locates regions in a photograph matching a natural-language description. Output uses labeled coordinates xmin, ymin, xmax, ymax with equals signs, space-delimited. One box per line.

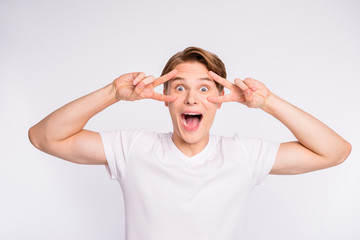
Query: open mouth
xmin=181 ymin=113 xmax=203 ymax=131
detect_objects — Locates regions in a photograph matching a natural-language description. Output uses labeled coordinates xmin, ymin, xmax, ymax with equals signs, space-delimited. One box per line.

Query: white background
xmin=1 ymin=0 xmax=359 ymax=239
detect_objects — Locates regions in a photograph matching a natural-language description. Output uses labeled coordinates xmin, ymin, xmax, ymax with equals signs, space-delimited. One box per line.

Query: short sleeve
xmin=239 ymin=136 xmax=280 ymax=186
xmin=100 ymin=130 xmax=143 ymax=181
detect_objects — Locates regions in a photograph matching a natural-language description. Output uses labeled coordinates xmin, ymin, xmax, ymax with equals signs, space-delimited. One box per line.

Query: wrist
xmin=105 ymin=82 xmax=120 ymax=104
xmin=109 ymin=82 xmax=121 ymax=102
xmin=260 ymin=92 xmax=277 ymax=114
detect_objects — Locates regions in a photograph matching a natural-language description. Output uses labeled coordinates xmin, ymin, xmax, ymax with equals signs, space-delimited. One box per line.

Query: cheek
xmin=201 ymin=92 xmax=220 ymax=108
xmin=167 ymin=101 xmax=181 ymax=116
xmin=201 ymin=101 xmax=219 ymax=115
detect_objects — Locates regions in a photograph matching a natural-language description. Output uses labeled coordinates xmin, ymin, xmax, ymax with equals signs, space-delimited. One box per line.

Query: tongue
xmin=186 ymin=117 xmax=200 ymax=128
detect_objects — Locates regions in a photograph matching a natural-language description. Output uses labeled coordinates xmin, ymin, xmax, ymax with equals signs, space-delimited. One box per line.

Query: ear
xmin=217 ymin=90 xmax=225 ymax=109
xmin=163 ymin=89 xmax=168 ymax=107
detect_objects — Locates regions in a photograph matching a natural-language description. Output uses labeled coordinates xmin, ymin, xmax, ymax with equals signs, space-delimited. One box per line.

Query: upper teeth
xmin=184 ymin=113 xmax=200 ymax=115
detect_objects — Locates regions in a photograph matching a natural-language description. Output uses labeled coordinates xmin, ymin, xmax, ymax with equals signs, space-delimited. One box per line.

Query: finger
xmin=208 ymin=71 xmax=234 ymax=90
xmin=141 ymin=75 xmax=155 ymax=85
xmin=134 ymin=75 xmax=156 ymax=95
xmin=244 ymin=88 xmax=254 ymax=103
xmin=243 ymin=78 xmax=257 ymax=92
xmin=207 ymin=95 xmax=233 ymax=103
xmin=234 ymin=78 xmax=250 ymax=92
xmin=151 ymin=92 xmax=177 ymax=102
xmin=134 ymin=81 xmax=146 ymax=95
xmin=153 ymin=69 xmax=178 ymax=87
xmin=132 ymin=72 xmax=146 ymax=85
xmin=235 ymin=78 xmax=254 ymax=102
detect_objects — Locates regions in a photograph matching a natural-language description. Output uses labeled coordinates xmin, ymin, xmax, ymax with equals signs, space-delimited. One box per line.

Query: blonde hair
xmin=162 ymin=46 xmax=226 ymax=92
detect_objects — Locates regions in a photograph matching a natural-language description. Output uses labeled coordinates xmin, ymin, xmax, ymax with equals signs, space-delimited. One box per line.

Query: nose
xmin=184 ymin=90 xmax=198 ymax=105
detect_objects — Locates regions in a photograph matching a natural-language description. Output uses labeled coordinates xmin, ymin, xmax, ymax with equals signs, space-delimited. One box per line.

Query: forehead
xmin=170 ymin=62 xmax=215 ymax=84
xmin=174 ymin=62 xmax=208 ymax=76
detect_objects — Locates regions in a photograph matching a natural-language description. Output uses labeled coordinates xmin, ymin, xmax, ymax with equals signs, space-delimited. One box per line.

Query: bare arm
xmin=262 ymin=93 xmax=351 ymax=174
xmin=207 ymin=71 xmax=351 ymax=175
xmin=28 ymin=83 xmax=116 ymax=164
xmin=28 ymin=70 xmax=177 ymax=164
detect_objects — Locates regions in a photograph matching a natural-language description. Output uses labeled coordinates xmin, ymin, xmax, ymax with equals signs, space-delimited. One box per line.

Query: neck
xmin=171 ymin=133 xmax=210 ymax=157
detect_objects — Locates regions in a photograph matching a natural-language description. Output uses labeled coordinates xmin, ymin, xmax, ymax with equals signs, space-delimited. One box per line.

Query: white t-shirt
xmin=100 ymin=130 xmax=279 ymax=240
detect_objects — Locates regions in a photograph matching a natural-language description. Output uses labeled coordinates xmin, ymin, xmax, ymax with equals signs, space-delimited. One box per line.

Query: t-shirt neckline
xmin=166 ymin=133 xmax=216 ymax=162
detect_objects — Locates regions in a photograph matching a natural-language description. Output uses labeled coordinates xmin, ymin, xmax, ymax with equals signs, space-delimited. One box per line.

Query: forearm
xmin=29 ymin=83 xmax=117 ymax=148
xmin=261 ymin=93 xmax=351 ymax=162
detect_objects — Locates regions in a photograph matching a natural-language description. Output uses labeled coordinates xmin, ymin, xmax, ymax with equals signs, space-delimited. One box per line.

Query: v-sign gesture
xmin=113 ymin=69 xmax=178 ymax=102
xmin=207 ymin=71 xmax=271 ymax=109
xmin=206 ymin=70 xmax=350 ymax=175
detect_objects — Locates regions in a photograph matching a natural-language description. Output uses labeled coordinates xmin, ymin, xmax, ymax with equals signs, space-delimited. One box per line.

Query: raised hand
xmin=113 ymin=69 xmax=178 ymax=102
xmin=207 ymin=71 xmax=271 ymax=109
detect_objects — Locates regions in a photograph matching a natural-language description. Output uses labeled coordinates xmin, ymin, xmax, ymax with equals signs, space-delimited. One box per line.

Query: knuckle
xmin=136 ymin=72 xmax=145 ymax=79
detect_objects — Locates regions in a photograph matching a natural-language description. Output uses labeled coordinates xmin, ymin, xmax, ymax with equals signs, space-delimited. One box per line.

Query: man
xmin=29 ymin=47 xmax=351 ymax=239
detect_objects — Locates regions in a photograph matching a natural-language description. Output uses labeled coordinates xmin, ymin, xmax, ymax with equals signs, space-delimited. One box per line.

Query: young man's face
xmin=165 ymin=61 xmax=224 ymax=145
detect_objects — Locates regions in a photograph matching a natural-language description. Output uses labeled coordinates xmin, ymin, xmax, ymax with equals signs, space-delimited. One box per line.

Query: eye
xmin=200 ymin=87 xmax=208 ymax=92
xmin=176 ymin=86 xmax=185 ymax=92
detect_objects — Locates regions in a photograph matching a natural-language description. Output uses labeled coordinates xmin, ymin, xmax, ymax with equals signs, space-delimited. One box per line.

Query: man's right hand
xmin=113 ymin=69 xmax=178 ymax=102
xmin=28 ymin=69 xmax=179 ymax=165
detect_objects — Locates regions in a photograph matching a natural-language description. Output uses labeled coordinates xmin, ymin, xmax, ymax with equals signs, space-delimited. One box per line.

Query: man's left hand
xmin=207 ymin=71 xmax=271 ymax=109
